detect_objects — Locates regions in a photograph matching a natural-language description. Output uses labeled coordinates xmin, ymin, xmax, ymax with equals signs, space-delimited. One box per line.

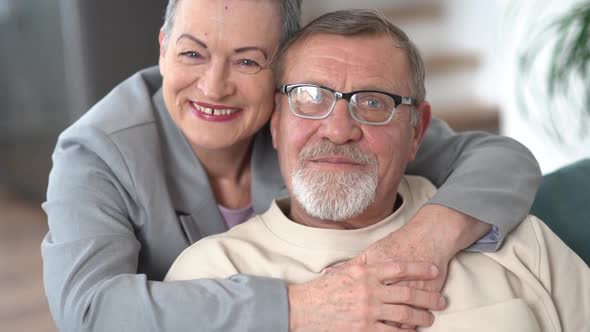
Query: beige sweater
xmin=166 ymin=176 xmax=590 ymax=331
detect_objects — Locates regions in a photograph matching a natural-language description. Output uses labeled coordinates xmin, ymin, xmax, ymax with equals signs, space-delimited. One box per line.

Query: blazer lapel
xmin=153 ymin=89 xmax=227 ymax=242
xmin=177 ymin=205 xmax=227 ymax=243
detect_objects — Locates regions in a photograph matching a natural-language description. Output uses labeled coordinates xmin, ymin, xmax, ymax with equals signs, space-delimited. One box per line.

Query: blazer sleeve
xmin=41 ymin=128 xmax=288 ymax=332
xmin=406 ymin=117 xmax=542 ymax=251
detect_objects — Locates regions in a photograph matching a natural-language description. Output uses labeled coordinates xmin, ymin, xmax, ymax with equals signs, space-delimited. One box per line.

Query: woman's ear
xmin=158 ymin=30 xmax=166 ymax=76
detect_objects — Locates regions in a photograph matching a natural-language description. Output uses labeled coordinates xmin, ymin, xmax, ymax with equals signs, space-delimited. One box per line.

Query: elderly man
xmin=166 ymin=9 xmax=590 ymax=331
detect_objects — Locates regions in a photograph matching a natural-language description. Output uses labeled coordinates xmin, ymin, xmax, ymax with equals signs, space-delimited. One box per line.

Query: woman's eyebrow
xmin=234 ymin=47 xmax=268 ymax=59
xmin=176 ymin=33 xmax=207 ymax=49
xmin=176 ymin=34 xmax=267 ymax=59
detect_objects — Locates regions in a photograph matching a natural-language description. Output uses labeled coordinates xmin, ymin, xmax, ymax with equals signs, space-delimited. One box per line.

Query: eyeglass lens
xmin=289 ymin=85 xmax=396 ymax=123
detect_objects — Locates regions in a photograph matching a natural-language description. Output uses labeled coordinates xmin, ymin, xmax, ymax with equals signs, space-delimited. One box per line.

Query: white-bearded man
xmin=166 ymin=9 xmax=590 ymax=332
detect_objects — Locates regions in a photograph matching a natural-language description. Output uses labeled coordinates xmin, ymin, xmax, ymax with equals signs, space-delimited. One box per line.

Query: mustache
xmin=297 ymin=141 xmax=378 ymax=167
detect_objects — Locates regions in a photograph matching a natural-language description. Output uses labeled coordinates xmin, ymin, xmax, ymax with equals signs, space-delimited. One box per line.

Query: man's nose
xmin=196 ymin=60 xmax=235 ymax=100
xmin=317 ymin=100 xmax=362 ymax=144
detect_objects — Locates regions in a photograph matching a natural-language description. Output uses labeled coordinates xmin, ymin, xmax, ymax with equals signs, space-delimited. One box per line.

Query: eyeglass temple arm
xmin=401 ymin=96 xmax=413 ymax=105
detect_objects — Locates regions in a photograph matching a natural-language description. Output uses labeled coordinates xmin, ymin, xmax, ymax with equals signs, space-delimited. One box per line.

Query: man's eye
xmin=364 ymin=99 xmax=382 ymax=108
xmin=356 ymin=94 xmax=390 ymax=110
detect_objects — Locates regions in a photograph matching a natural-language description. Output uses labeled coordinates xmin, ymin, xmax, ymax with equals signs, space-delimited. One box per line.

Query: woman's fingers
xmin=380 ymin=284 xmax=446 ymax=310
xmin=378 ymin=303 xmax=435 ymax=328
xmin=375 ymin=321 xmax=417 ymax=332
xmin=371 ymin=261 xmax=439 ymax=284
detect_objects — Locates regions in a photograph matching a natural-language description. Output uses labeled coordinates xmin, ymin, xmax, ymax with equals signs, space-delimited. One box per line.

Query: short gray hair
xmin=274 ymin=9 xmax=426 ymax=126
xmin=161 ymin=0 xmax=302 ymax=48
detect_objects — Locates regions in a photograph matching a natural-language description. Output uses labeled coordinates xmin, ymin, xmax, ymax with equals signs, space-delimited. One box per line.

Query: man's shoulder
xmin=495 ymin=215 xmax=553 ymax=253
xmin=64 ymin=66 xmax=162 ymax=138
xmin=183 ymin=215 xmax=268 ymax=251
xmin=481 ymin=215 xmax=559 ymax=274
xmin=208 ymin=215 xmax=271 ymax=247
xmin=399 ymin=175 xmax=437 ymax=204
xmin=165 ymin=215 xmax=268 ymax=281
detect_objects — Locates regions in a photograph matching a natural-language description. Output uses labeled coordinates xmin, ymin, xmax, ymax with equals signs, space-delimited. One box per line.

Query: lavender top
xmin=218 ymin=204 xmax=256 ymax=229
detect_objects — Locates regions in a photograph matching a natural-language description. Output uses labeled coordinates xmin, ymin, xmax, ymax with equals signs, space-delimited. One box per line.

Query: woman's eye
xmin=237 ymin=59 xmax=261 ymax=68
xmin=179 ymin=51 xmax=201 ymax=58
xmin=178 ymin=51 xmax=206 ymax=64
xmin=233 ymin=59 xmax=263 ymax=74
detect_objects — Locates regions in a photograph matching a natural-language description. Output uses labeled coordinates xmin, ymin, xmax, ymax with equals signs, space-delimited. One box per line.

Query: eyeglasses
xmin=278 ymin=83 xmax=413 ymax=125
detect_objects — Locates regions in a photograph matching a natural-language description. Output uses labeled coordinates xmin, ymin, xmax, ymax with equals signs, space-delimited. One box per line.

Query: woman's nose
xmin=196 ymin=60 xmax=235 ymax=100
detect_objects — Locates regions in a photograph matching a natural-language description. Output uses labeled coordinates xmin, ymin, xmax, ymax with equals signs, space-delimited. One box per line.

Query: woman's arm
xmin=350 ymin=117 xmax=541 ymax=295
xmin=406 ymin=117 xmax=541 ymax=250
xmin=42 ymin=129 xmax=288 ymax=332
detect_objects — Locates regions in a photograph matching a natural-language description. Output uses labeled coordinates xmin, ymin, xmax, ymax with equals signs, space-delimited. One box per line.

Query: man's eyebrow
xmin=302 ymin=80 xmax=404 ymax=94
xmin=304 ymin=79 xmax=332 ymax=89
xmin=235 ymin=46 xmax=268 ymax=59
xmin=176 ymin=34 xmax=207 ymax=49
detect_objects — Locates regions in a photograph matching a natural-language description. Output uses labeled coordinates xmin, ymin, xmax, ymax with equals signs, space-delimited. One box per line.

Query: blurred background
xmin=1 ymin=0 xmax=588 ymax=330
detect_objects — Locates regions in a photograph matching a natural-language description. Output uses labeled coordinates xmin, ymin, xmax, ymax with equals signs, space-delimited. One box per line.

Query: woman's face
xmin=159 ymin=0 xmax=281 ymax=151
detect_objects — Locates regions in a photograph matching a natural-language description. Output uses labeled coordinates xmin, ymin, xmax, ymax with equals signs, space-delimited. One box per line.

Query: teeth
xmin=193 ymin=103 xmax=239 ymax=116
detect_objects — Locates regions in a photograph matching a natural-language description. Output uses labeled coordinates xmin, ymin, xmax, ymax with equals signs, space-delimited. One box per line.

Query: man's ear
xmin=409 ymin=101 xmax=432 ymax=161
xmin=270 ymin=95 xmax=282 ymax=150
xmin=158 ymin=30 xmax=166 ymax=76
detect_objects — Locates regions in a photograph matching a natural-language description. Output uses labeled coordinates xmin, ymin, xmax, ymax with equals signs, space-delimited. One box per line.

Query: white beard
xmin=290 ymin=142 xmax=378 ymax=222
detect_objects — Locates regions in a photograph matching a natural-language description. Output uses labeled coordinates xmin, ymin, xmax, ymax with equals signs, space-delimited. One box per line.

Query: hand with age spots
xmin=288 ymin=261 xmax=446 ymax=332
xmin=330 ymin=204 xmax=491 ymax=329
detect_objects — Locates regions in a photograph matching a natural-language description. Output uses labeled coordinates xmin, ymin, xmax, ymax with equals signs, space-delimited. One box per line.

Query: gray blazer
xmin=42 ymin=66 xmax=541 ymax=332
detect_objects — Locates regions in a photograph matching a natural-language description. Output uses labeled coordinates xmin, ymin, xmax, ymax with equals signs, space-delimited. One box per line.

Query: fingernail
xmin=438 ymin=296 xmax=447 ymax=309
xmin=430 ymin=265 xmax=439 ymax=276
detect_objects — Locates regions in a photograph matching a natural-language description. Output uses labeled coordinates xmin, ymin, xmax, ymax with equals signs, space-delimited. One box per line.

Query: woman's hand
xmin=288 ymin=261 xmax=445 ymax=332
xmin=288 ymin=204 xmax=490 ymax=331
xmin=347 ymin=204 xmax=492 ymax=293
xmin=325 ymin=204 xmax=491 ymax=330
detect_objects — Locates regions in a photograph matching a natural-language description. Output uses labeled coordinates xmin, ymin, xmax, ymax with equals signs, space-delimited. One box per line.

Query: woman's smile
xmin=190 ymin=101 xmax=243 ymax=122
xmin=159 ymin=0 xmax=280 ymax=150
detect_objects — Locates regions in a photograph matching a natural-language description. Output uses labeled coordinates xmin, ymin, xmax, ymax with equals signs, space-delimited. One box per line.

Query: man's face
xmin=271 ymin=33 xmax=431 ymax=228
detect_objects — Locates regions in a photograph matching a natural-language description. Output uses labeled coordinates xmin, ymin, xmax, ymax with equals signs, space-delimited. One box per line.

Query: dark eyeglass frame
xmin=278 ymin=83 xmax=413 ymax=125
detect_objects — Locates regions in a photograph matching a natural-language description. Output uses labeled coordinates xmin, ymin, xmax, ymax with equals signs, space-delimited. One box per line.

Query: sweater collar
xmin=260 ymin=178 xmax=415 ymax=252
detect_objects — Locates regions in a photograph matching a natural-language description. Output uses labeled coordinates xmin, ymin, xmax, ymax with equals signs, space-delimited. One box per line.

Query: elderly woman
xmin=42 ymin=0 xmax=540 ymax=331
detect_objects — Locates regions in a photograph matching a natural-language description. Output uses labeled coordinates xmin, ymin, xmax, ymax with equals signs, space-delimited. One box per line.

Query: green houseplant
xmin=517 ymin=1 xmax=590 ymax=143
